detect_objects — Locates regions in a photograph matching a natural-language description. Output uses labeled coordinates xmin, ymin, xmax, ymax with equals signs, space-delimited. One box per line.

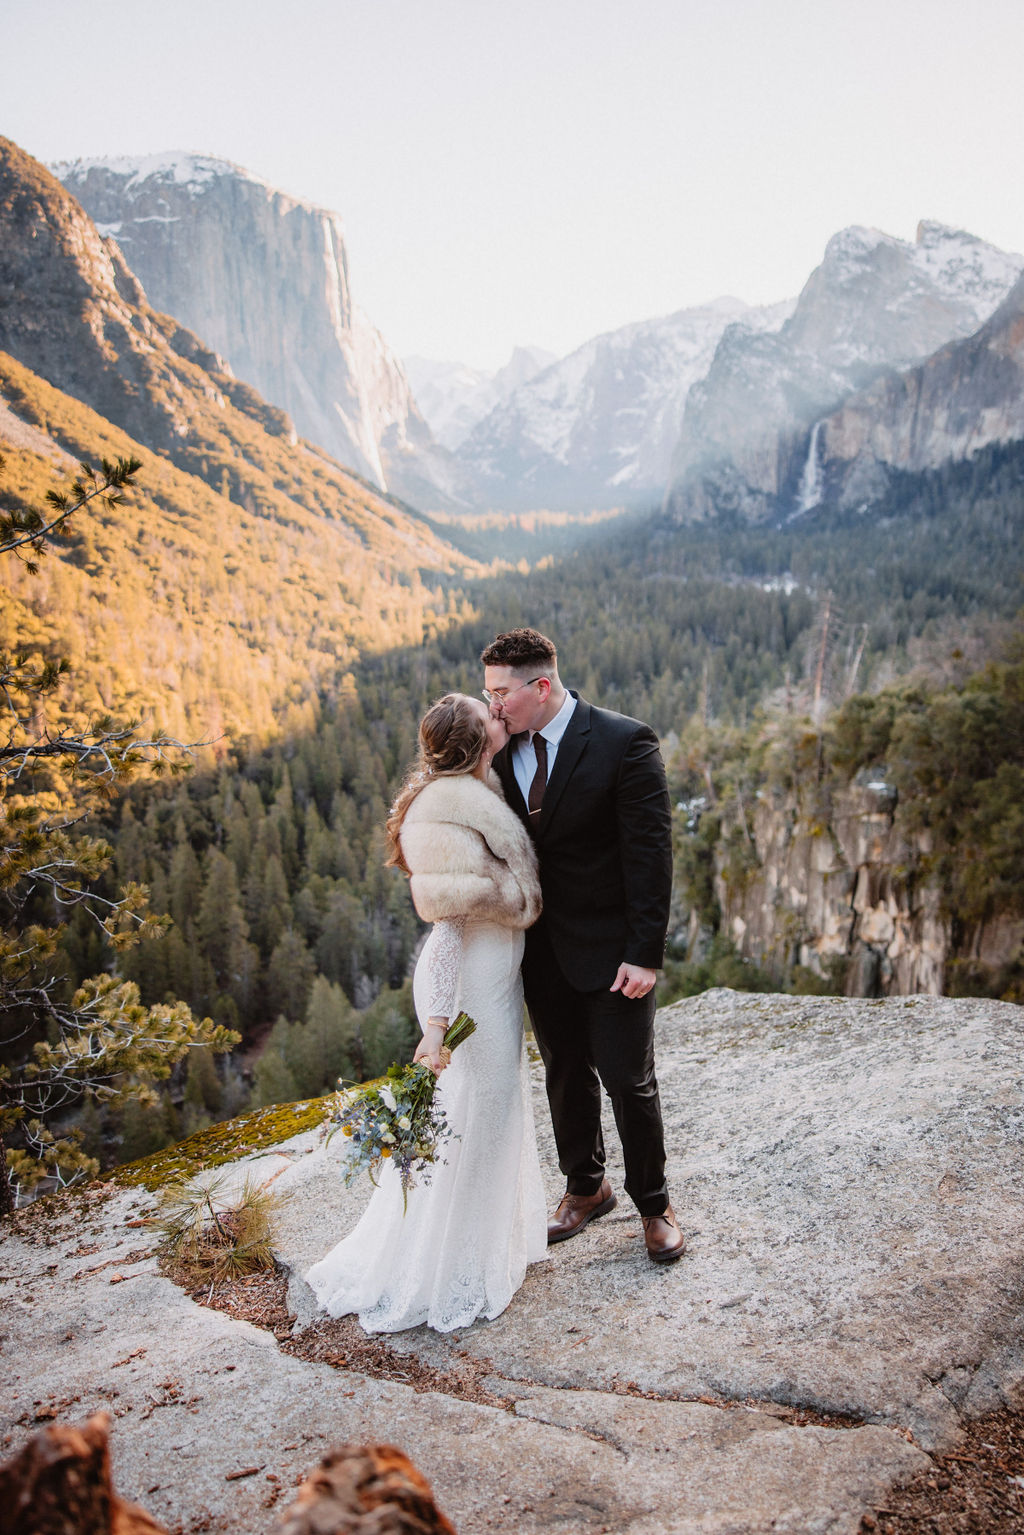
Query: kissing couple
xmin=306 ymin=627 xmax=684 ymax=1334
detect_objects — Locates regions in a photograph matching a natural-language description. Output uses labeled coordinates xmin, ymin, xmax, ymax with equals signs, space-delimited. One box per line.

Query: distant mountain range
xmin=404 ymin=348 xmax=557 ymax=450
xmin=664 ymin=221 xmax=1024 ymax=523
xmin=47 ymin=151 xmax=1024 ymax=523
xmin=55 ymin=152 xmax=466 ymax=510
xmin=451 ymin=297 xmax=795 ymax=511
xmin=0 ymin=136 xmax=475 ymax=743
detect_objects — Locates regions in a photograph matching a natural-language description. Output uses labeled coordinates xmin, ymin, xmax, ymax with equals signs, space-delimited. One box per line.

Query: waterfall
xmin=795 ymin=419 xmax=825 ymax=515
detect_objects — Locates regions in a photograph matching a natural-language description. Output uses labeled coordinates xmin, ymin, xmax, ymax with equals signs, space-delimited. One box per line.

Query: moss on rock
xmin=111 ymin=1099 xmax=327 ymax=1191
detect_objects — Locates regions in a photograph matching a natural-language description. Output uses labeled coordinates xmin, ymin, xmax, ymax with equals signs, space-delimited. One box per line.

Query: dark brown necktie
xmin=528 ymin=732 xmax=548 ymax=817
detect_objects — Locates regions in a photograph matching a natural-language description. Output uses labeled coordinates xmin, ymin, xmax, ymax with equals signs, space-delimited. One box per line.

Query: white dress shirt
xmin=512 ymin=690 xmax=578 ymax=807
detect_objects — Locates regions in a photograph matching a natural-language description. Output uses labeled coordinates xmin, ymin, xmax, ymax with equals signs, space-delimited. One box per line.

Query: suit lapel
xmin=495 ymin=736 xmax=529 ymax=822
xmin=536 ymin=694 xmax=590 ymax=840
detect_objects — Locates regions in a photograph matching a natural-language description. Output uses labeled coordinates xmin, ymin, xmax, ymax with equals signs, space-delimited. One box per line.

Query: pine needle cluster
xmin=153 ymin=1172 xmax=282 ymax=1282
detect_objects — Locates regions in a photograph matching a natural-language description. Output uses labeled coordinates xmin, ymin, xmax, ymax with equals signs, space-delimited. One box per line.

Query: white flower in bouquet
xmin=323 ymin=1011 xmax=477 ymax=1210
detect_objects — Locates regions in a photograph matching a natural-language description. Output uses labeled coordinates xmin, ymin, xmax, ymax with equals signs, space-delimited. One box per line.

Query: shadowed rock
xmin=0 ymin=1413 xmax=168 ymax=1535
xmin=276 ymin=1443 xmax=456 ymax=1535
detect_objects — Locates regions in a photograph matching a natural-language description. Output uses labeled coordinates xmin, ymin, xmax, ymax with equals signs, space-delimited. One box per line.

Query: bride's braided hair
xmin=385 ymin=693 xmax=488 ymax=872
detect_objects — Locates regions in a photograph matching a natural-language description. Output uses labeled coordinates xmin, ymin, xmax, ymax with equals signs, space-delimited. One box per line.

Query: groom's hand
xmin=611 ymin=963 xmax=657 ymax=1000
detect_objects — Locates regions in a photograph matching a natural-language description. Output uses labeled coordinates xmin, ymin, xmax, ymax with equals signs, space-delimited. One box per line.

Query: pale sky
xmin=3 ymin=0 xmax=1023 ymax=370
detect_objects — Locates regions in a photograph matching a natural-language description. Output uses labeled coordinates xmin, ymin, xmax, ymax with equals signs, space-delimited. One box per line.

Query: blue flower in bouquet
xmin=324 ymin=1011 xmax=476 ymax=1209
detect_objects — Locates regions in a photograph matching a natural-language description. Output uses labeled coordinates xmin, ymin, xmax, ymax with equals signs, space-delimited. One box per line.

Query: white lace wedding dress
xmin=305 ymin=916 xmax=548 ymax=1333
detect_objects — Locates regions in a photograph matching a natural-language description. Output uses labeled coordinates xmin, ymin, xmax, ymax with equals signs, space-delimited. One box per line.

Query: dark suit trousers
xmin=523 ymin=923 xmax=669 ymax=1217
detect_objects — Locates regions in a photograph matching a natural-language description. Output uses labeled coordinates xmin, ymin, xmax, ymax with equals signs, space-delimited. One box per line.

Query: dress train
xmin=305 ymin=919 xmax=547 ymax=1333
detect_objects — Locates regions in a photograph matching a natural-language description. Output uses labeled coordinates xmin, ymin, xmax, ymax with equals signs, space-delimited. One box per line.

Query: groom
xmin=481 ymin=627 xmax=684 ymax=1263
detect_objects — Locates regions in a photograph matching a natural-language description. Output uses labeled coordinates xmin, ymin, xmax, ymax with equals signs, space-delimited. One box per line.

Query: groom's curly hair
xmin=480 ymin=627 xmax=557 ymax=671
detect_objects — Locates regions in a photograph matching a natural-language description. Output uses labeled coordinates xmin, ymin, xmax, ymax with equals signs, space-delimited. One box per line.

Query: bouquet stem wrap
xmin=324 ymin=1011 xmax=476 ymax=1210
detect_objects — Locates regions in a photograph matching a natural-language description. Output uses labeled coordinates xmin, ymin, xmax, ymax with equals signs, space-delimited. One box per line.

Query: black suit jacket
xmin=494 ymin=693 xmax=673 ymax=992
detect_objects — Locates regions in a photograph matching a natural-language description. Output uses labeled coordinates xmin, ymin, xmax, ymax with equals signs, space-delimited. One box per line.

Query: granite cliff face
xmin=709 ymin=780 xmax=1023 ymax=998
xmin=805 ymin=271 xmax=1024 ymax=510
xmin=55 ymin=153 xmax=461 ymax=505
xmin=664 ymin=222 xmax=1023 ymax=523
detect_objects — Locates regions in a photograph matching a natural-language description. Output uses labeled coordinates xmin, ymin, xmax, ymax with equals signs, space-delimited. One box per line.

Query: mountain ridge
xmin=800 ymin=268 xmax=1024 ymax=512
xmin=0 ymin=136 xmax=477 ymax=746
xmin=49 ymin=148 xmax=1024 ymax=521
xmin=665 ymin=219 xmax=1024 ymax=523
xmin=54 ymin=151 xmax=465 ymax=507
xmin=452 ymin=297 xmax=795 ymax=511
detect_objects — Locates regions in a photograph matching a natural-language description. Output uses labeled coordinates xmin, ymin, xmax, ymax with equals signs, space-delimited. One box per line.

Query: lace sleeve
xmin=424 ymin=917 xmax=465 ymax=1021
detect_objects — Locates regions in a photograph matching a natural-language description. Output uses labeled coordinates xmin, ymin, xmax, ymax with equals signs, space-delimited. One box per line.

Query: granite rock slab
xmin=278 ymin=991 xmax=1024 ymax=1452
xmin=3 ymin=989 xmax=1022 ymax=1533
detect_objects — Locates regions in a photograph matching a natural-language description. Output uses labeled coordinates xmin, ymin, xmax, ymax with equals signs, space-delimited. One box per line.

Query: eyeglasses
xmin=482 ymin=676 xmax=546 ymax=705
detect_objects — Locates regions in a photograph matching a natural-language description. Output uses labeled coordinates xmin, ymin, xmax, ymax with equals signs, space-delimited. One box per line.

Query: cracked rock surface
xmin=4 ymin=989 xmax=1022 ymax=1533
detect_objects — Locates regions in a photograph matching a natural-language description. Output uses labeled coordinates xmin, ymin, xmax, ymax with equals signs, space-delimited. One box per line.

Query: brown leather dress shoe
xmin=642 ymin=1205 xmax=686 ymax=1263
xmin=547 ymin=1178 xmax=617 ymax=1244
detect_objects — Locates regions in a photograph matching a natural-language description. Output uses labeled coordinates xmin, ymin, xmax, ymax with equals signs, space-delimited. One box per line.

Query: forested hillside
xmin=4 ymin=370 xmax=1022 ymax=1175
xmin=0 ymin=137 xmax=482 ymax=1184
xmin=40 ymin=441 xmax=1016 ymax=1147
xmin=0 ymin=355 xmax=477 ymax=746
xmin=3 ymin=134 xmax=1022 ymax=1185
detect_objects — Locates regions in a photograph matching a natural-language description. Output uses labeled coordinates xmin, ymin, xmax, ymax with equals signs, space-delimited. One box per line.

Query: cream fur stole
xmin=399 ymin=771 xmax=541 ymax=929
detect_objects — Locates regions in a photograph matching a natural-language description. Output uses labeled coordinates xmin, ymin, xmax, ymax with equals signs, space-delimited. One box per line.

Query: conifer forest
xmin=3 ymin=422 xmax=1021 ymax=1184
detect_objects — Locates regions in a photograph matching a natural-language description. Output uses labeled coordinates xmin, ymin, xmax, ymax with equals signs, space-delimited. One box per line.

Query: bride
xmin=306 ymin=693 xmax=548 ymax=1333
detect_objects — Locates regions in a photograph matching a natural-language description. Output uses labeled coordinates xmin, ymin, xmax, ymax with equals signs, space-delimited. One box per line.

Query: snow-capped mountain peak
xmin=53 ymin=150 xmax=254 ymax=194
xmin=812 ymin=220 xmax=1022 ymax=331
xmin=910 ymin=219 xmax=1024 ymax=315
xmin=404 ymin=346 xmax=557 ymax=451
xmin=666 ymin=219 xmax=1024 ymax=523
xmin=453 ymin=296 xmax=791 ymax=509
xmin=54 ymin=154 xmax=457 ymax=504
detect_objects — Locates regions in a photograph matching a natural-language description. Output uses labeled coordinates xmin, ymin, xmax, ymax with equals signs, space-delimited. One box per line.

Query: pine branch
xmin=0 ymin=456 xmax=142 ymax=565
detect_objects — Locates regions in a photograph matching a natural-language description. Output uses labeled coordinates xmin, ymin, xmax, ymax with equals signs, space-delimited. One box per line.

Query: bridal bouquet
xmin=324 ymin=1010 xmax=476 ymax=1210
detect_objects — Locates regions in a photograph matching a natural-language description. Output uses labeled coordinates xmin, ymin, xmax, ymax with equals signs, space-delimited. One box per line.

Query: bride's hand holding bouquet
xmin=413 ymin=1017 xmax=453 ymax=1076
xmin=323 ymin=1011 xmax=476 ymax=1209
